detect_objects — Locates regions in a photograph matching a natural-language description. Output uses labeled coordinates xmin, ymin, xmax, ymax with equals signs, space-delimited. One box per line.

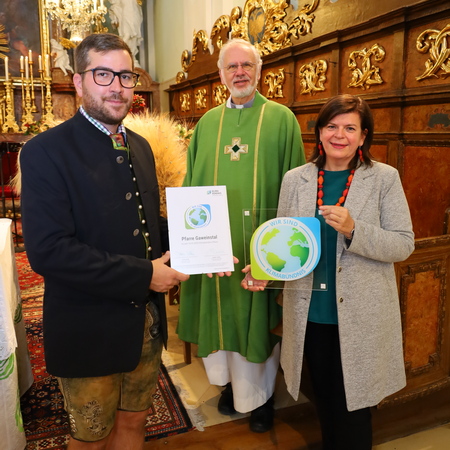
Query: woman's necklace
xmin=317 ymin=169 xmax=355 ymax=207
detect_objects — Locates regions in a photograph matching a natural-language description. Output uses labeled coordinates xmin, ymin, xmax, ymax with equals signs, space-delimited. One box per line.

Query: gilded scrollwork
xmin=180 ymin=93 xmax=191 ymax=112
xmin=347 ymin=44 xmax=385 ymax=90
xmin=176 ymin=72 xmax=185 ymax=84
xmin=195 ymin=88 xmax=207 ymax=110
xmin=213 ymin=84 xmax=228 ymax=106
xmin=177 ymin=0 xmax=321 ymax=81
xmin=264 ymin=68 xmax=285 ymax=99
xmin=288 ymin=0 xmax=320 ymax=39
xmin=181 ymin=30 xmax=210 ymax=73
xmin=298 ymin=59 xmax=328 ymax=95
xmin=231 ymin=0 xmax=319 ymax=56
xmin=416 ymin=24 xmax=450 ymax=81
xmin=210 ymin=15 xmax=232 ymax=50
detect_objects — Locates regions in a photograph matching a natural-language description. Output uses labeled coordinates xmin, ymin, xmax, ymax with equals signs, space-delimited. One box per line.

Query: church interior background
xmin=1 ymin=0 xmax=450 ymax=446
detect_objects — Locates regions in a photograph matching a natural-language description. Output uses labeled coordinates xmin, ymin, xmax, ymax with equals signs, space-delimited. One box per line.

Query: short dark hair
xmin=74 ymin=33 xmax=133 ymax=74
xmin=311 ymin=94 xmax=375 ymax=169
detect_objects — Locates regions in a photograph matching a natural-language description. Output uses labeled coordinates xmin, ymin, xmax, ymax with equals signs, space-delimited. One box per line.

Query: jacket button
xmin=133 ymin=229 xmax=139 ymax=236
xmin=339 ymin=297 xmax=344 ymax=303
xmin=125 ymin=192 xmax=132 ymax=200
xmin=338 ymin=267 xmax=342 ymax=272
xmin=116 ymin=156 xmax=124 ymax=164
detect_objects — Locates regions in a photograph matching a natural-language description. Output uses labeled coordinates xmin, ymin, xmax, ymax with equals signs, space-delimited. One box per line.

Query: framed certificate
xmin=166 ymin=186 xmax=234 ymax=275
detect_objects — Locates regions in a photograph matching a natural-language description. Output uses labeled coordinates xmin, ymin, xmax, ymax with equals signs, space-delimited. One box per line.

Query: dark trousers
xmin=304 ymin=321 xmax=372 ymax=450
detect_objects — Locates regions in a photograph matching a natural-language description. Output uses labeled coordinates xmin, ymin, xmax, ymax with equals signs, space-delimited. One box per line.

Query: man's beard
xmin=227 ymin=77 xmax=258 ymax=99
xmin=82 ymin=90 xmax=132 ymax=125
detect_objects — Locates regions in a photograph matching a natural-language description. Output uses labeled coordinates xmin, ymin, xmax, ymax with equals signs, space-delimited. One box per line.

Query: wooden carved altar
xmin=168 ymin=0 xmax=450 ymax=443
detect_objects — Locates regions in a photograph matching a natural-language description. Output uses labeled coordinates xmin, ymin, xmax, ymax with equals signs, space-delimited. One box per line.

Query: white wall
xmin=151 ymin=0 xmax=245 ymax=86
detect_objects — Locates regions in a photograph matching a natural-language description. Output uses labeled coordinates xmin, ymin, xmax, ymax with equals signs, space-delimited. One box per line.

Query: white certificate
xmin=166 ymin=186 xmax=234 ymax=274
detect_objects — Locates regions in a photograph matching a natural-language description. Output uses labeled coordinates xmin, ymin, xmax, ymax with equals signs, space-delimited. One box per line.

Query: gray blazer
xmin=277 ymin=161 xmax=414 ymax=411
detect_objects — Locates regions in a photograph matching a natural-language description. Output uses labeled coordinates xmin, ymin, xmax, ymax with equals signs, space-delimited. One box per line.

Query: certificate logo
xmin=185 ymin=204 xmax=211 ymax=229
xmin=250 ymin=217 xmax=321 ymax=280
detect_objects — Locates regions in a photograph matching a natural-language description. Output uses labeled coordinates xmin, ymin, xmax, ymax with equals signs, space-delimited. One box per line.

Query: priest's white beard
xmin=227 ymin=77 xmax=258 ymax=100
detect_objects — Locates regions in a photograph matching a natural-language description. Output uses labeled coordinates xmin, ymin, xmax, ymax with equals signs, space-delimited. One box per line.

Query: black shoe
xmin=217 ymin=383 xmax=236 ymax=415
xmin=249 ymin=396 xmax=274 ymax=433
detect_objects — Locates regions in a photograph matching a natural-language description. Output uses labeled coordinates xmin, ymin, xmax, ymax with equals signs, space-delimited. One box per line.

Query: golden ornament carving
xmin=181 ymin=30 xmax=210 ymax=73
xmin=210 ymin=15 xmax=232 ymax=50
xmin=180 ymin=93 xmax=191 ymax=112
xmin=347 ymin=44 xmax=385 ymax=90
xmin=231 ymin=0 xmax=319 ymax=56
xmin=195 ymin=88 xmax=207 ymax=110
xmin=176 ymin=72 xmax=186 ymax=83
xmin=298 ymin=59 xmax=328 ymax=95
xmin=416 ymin=24 xmax=450 ymax=81
xmin=264 ymin=68 xmax=285 ymax=99
xmin=176 ymin=0 xmax=319 ymax=81
xmin=213 ymin=84 xmax=228 ymax=106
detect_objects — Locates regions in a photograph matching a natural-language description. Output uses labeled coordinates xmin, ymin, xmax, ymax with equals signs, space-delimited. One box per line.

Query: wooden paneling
xmin=168 ymin=0 xmax=450 ymax=440
xmin=403 ymin=145 xmax=450 ymax=238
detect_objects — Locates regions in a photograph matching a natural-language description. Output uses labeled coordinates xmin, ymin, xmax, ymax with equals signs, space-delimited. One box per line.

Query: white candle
xmin=20 ymin=56 xmax=24 ymax=71
xmin=5 ymin=57 xmax=9 ymax=81
xmin=29 ymin=49 xmax=33 ymax=63
xmin=38 ymin=54 xmax=42 ymax=71
xmin=45 ymin=54 xmax=50 ymax=77
xmin=25 ymin=56 xmax=29 ymax=79
xmin=100 ymin=0 xmax=104 ymax=8
xmin=93 ymin=0 xmax=97 ymax=11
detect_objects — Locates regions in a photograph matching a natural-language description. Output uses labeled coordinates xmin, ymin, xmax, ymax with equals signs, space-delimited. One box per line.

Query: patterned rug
xmin=16 ymin=252 xmax=193 ymax=449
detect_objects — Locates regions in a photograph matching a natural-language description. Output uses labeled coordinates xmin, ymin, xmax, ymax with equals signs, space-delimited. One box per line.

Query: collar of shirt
xmin=79 ymin=106 xmax=127 ymax=139
xmin=227 ymin=94 xmax=256 ymax=109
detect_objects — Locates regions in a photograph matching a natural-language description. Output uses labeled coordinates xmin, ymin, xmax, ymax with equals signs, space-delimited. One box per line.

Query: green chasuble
xmin=177 ymin=92 xmax=305 ymax=363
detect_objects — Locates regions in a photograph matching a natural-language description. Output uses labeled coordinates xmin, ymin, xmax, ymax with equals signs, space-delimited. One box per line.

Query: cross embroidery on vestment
xmin=224 ymin=137 xmax=248 ymax=161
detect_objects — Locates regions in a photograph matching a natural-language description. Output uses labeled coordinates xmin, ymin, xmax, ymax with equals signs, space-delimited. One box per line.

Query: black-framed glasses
xmin=80 ymin=68 xmax=140 ymax=88
xmin=224 ymin=62 xmax=257 ymax=73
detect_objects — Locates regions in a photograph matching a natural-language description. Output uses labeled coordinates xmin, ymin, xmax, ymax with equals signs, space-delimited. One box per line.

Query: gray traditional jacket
xmin=277 ymin=161 xmax=414 ymax=411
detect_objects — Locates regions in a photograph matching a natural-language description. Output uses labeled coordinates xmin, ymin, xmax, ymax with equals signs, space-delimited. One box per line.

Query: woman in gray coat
xmin=243 ymin=95 xmax=414 ymax=449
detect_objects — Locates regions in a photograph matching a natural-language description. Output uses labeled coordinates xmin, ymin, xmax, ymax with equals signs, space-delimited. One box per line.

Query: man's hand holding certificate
xmin=166 ymin=186 xmax=234 ymax=275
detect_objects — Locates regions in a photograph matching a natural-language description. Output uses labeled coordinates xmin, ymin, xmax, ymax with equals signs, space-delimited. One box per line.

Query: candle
xmin=29 ymin=49 xmax=33 ymax=63
xmin=20 ymin=55 xmax=24 ymax=71
xmin=25 ymin=56 xmax=29 ymax=79
xmin=38 ymin=55 xmax=42 ymax=71
xmin=93 ymin=0 xmax=97 ymax=11
xmin=5 ymin=57 xmax=9 ymax=81
xmin=45 ymin=54 xmax=50 ymax=77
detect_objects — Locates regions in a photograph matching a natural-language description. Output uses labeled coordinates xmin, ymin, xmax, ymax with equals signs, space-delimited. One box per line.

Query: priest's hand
xmin=241 ymin=265 xmax=268 ymax=291
xmin=150 ymin=251 xmax=189 ymax=293
xmin=206 ymin=256 xmax=239 ymax=278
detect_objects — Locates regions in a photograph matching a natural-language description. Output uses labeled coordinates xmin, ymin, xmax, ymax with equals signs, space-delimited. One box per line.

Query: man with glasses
xmin=177 ymin=38 xmax=305 ymax=433
xmin=20 ymin=33 xmax=189 ymax=449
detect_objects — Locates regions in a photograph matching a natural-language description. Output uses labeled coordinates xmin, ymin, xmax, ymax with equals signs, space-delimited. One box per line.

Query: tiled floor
xmin=164 ymin=299 xmax=450 ymax=448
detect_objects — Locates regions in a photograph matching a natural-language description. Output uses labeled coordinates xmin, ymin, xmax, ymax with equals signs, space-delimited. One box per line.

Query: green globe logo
xmin=260 ymin=227 xmax=310 ymax=272
xmin=251 ymin=217 xmax=321 ymax=280
xmin=185 ymin=204 xmax=211 ymax=229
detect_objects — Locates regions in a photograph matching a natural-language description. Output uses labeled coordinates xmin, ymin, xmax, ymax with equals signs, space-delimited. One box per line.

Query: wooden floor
xmin=146 ymin=403 xmax=322 ymax=450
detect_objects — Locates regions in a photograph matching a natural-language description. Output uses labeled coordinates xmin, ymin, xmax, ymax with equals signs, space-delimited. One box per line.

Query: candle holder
xmin=1 ymin=80 xmax=20 ymax=133
xmin=21 ymin=77 xmax=36 ymax=132
xmin=41 ymin=75 xmax=55 ymax=127
xmin=29 ymin=59 xmax=38 ymax=113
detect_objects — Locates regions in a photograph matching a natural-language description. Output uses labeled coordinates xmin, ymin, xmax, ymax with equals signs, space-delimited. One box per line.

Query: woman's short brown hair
xmin=311 ymin=94 xmax=375 ymax=169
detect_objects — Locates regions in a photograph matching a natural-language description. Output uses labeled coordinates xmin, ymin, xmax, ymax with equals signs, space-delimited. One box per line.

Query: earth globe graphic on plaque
xmin=184 ymin=204 xmax=211 ymax=229
xmin=250 ymin=217 xmax=321 ymax=280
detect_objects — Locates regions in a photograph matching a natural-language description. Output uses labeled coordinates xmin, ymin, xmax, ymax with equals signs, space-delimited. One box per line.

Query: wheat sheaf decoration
xmin=124 ymin=111 xmax=189 ymax=218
